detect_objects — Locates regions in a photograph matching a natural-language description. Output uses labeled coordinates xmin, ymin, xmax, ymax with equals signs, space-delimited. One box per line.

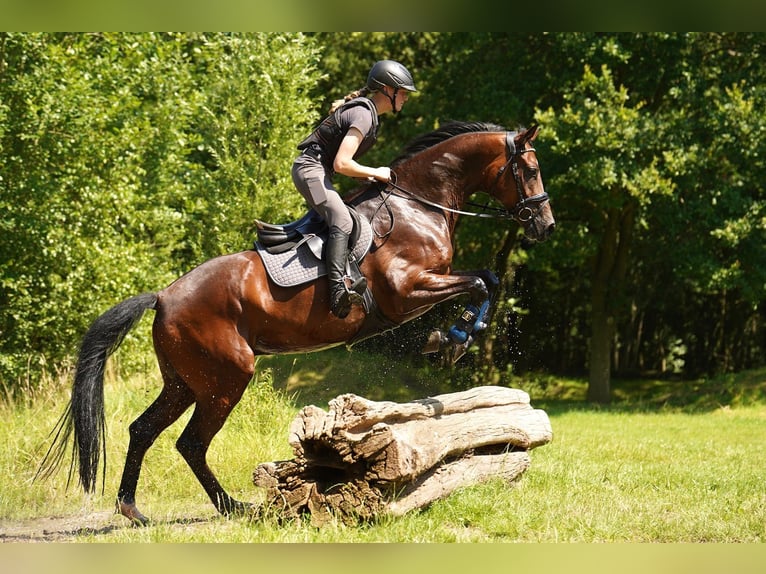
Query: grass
xmin=1 ymin=349 xmax=765 ymax=542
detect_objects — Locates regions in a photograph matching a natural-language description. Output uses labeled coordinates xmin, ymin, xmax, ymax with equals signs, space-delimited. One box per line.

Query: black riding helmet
xmin=366 ymin=60 xmax=417 ymax=93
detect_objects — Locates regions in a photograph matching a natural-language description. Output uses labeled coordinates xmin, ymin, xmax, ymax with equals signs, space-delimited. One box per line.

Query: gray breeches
xmin=292 ymin=155 xmax=353 ymax=235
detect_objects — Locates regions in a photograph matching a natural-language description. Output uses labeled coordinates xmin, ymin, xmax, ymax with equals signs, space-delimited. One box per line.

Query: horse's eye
xmin=524 ymin=167 xmax=539 ymax=181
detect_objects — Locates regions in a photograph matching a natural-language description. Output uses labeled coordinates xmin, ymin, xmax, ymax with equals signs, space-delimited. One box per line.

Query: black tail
xmin=36 ymin=292 xmax=158 ymax=493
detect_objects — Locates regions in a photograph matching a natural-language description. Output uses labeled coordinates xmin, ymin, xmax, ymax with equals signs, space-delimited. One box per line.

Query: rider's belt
xmin=303 ymin=144 xmax=324 ymax=160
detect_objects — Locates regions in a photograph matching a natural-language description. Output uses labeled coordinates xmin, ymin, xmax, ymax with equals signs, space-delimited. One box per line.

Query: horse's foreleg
xmin=447 ymin=269 xmax=500 ymax=307
xmin=444 ymin=269 xmax=499 ymax=343
xmin=410 ymin=269 xmax=499 ymax=360
xmin=400 ymin=270 xmax=494 ymax=312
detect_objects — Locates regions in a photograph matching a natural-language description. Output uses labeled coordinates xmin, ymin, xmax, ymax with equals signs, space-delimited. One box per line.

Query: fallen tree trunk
xmin=253 ymin=386 xmax=552 ymax=526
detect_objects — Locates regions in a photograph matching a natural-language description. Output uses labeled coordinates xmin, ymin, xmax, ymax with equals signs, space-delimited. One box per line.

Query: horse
xmin=37 ymin=121 xmax=554 ymax=525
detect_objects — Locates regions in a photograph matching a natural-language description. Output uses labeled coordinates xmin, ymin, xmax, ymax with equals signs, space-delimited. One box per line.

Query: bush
xmin=0 ymin=33 xmax=321 ymax=389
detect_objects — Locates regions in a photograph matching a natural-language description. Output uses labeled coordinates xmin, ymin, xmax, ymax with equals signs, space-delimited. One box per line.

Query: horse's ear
xmin=525 ymin=124 xmax=541 ymax=143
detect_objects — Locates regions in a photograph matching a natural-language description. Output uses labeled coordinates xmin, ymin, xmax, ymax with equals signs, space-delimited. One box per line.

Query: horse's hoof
xmin=220 ymin=498 xmax=255 ymax=518
xmin=422 ymin=329 xmax=448 ymax=354
xmin=230 ymin=500 xmax=254 ymax=515
xmin=117 ymin=500 xmax=151 ymax=527
xmin=447 ymin=341 xmax=471 ymax=364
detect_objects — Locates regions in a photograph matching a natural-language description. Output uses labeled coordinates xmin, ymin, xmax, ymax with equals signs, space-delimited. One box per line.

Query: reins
xmin=380 ymin=131 xmax=550 ymax=225
xmin=386 ymin=178 xmax=511 ymax=220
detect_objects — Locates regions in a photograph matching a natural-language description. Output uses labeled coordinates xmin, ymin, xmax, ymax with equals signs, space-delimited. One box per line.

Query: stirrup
xmin=330 ymin=277 xmax=367 ymax=318
xmin=330 ymin=290 xmax=352 ymax=319
xmin=345 ymin=276 xmax=367 ymax=305
xmin=348 ymin=276 xmax=367 ymax=294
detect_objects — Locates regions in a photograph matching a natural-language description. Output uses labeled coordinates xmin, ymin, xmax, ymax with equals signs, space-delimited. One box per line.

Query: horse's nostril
xmin=546 ymin=223 xmax=556 ymax=237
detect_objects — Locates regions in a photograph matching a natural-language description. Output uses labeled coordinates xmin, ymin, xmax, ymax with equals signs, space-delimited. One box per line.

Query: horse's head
xmin=490 ymin=125 xmax=555 ymax=242
xmin=385 ymin=121 xmax=555 ymax=243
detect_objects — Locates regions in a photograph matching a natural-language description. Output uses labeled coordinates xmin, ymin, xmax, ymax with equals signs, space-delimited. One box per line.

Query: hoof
xmin=422 ymin=329 xmax=448 ymax=354
xmin=117 ymin=500 xmax=151 ymax=527
xmin=447 ymin=340 xmax=471 ymax=364
xmin=220 ymin=498 xmax=255 ymax=518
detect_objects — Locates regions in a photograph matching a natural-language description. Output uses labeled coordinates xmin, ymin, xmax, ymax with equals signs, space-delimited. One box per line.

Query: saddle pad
xmin=254 ymin=215 xmax=373 ymax=287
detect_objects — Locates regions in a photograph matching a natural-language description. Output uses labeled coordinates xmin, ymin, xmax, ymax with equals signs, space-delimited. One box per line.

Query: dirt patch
xmin=0 ymin=511 xmax=122 ymax=542
xmin=0 ymin=511 xmax=217 ymax=542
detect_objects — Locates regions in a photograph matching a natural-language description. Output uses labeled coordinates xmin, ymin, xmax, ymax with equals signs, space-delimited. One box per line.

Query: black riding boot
xmin=326 ymin=226 xmax=367 ymax=319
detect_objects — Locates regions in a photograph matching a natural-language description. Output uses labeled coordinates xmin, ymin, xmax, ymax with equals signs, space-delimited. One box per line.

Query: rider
xmin=292 ymin=59 xmax=417 ymax=319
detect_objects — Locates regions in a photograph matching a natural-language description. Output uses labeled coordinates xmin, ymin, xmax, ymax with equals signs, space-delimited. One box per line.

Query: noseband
xmin=385 ymin=131 xmax=549 ymax=224
xmin=491 ymin=131 xmax=550 ymax=223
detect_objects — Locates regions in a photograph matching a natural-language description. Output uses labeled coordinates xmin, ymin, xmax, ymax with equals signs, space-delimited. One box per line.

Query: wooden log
xmin=385 ymin=450 xmax=531 ymax=516
xmin=253 ymin=386 xmax=552 ymax=524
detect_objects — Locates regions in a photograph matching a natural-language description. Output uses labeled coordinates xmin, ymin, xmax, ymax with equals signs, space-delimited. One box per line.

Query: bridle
xmin=491 ymin=131 xmax=550 ymax=223
xmin=385 ymin=130 xmax=550 ymax=224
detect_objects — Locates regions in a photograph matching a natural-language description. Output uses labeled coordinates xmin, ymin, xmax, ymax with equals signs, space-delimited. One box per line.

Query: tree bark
xmin=588 ymin=201 xmax=636 ymax=403
xmin=253 ymin=386 xmax=552 ymax=525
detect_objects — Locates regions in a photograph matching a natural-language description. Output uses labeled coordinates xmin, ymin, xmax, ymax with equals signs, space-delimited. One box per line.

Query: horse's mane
xmin=391 ymin=120 xmax=507 ymax=167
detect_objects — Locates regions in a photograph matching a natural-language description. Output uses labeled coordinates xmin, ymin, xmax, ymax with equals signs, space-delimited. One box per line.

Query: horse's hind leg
xmin=116 ymin=372 xmax=195 ymax=525
xmin=174 ymin=369 xmax=252 ymax=517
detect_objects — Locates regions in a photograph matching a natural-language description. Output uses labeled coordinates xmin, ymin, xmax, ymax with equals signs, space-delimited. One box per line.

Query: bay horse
xmin=38 ymin=121 xmax=554 ymax=524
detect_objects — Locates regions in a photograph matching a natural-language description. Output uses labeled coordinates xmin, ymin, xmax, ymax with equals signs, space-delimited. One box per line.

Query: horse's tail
xmin=36 ymin=292 xmax=158 ymax=493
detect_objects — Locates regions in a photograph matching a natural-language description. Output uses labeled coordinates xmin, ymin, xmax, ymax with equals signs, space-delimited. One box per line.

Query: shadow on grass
xmin=258 ymin=347 xmax=453 ymax=408
xmin=522 ymin=368 xmax=766 ymax=417
xmin=258 ymin=349 xmax=766 ymax=416
xmin=0 ymin=513 xmax=215 ymax=542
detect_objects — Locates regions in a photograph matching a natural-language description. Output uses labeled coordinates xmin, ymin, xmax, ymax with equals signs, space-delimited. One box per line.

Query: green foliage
xmin=536 ymin=62 xmax=673 ymax=253
xmin=0 ymin=33 xmax=319 ymax=386
xmin=496 ymin=33 xmax=764 ymax=383
xmin=1 ymin=32 xmax=764 ymax=395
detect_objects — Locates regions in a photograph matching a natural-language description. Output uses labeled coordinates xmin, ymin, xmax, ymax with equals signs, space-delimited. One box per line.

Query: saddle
xmin=253 ymin=207 xmax=373 ymax=288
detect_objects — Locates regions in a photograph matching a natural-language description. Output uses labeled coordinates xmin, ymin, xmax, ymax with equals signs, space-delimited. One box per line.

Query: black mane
xmin=391 ymin=121 xmax=507 ymax=166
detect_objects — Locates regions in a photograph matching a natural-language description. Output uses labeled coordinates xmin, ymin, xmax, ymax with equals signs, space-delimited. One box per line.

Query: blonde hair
xmin=329 ymin=86 xmax=372 ymax=113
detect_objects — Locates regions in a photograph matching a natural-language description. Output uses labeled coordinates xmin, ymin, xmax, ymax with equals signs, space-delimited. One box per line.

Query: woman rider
xmin=292 ymin=60 xmax=417 ymax=319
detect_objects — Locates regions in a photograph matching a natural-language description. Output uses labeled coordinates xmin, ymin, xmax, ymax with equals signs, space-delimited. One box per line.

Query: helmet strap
xmin=389 ymin=87 xmax=400 ymax=114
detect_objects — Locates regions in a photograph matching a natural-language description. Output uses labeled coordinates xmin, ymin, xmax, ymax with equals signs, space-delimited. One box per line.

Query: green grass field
xmin=1 ymin=350 xmax=764 ymax=543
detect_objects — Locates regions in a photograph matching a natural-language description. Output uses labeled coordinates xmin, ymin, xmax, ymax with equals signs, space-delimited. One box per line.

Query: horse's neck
xmin=404 ymin=135 xmax=498 ymax=203
xmin=351 ymin=180 xmax=458 ymax=241
xmin=352 ymin=132 xmax=501 ymax=227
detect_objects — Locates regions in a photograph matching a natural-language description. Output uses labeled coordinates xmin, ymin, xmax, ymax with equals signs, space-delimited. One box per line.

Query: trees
xmin=1 ymin=32 xmax=763 ymax=397
xmin=313 ymin=33 xmax=765 ymax=399
xmin=526 ymin=34 xmax=766 ymax=398
xmin=536 ymin=63 xmax=675 ymax=402
xmin=372 ymin=32 xmax=764 ymax=400
xmin=0 ymin=33 xmax=319 ymax=385
xmin=637 ymin=33 xmax=766 ymax=377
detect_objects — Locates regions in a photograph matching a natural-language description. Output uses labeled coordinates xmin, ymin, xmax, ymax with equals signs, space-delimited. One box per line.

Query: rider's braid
xmin=329 ymin=87 xmax=372 ymax=113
